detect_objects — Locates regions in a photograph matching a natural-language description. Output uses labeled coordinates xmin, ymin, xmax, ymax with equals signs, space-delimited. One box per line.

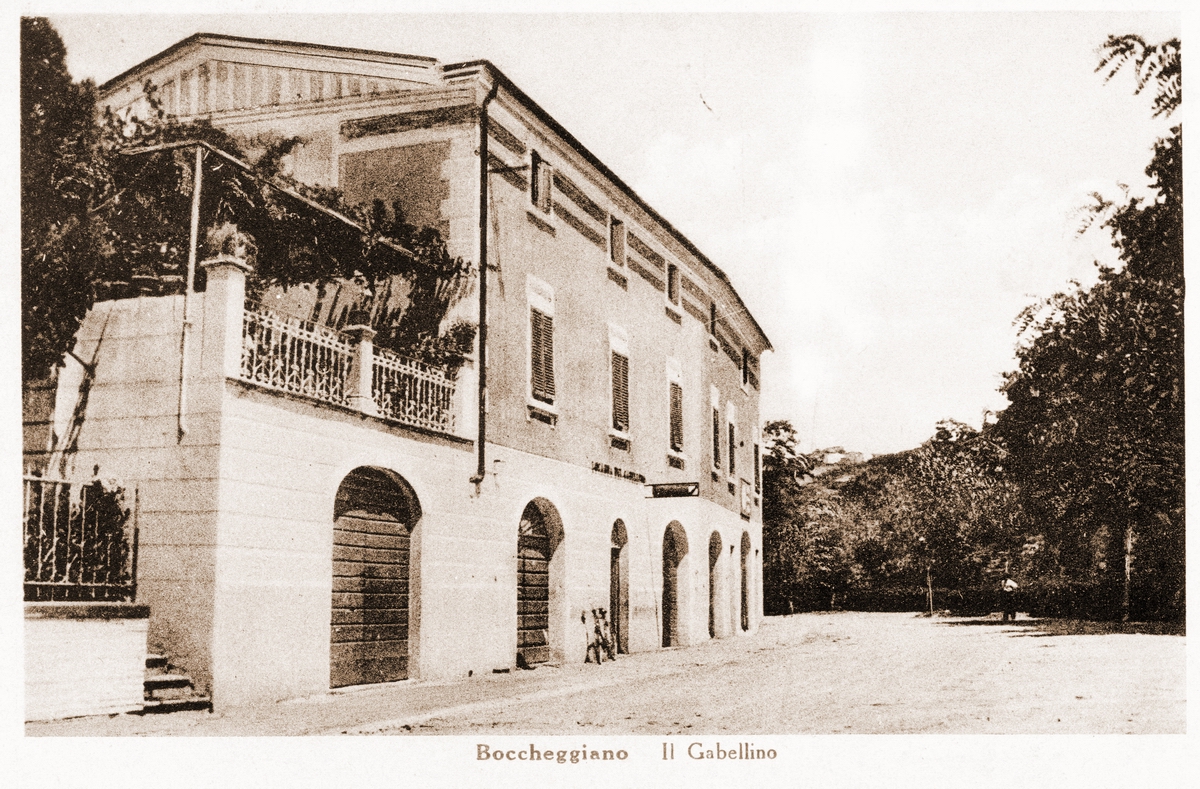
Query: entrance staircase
xmin=138 ymin=653 xmax=212 ymax=714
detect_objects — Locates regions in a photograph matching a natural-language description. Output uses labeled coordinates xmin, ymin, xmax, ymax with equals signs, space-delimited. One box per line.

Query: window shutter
xmin=612 ymin=352 xmax=629 ymax=432
xmin=531 ymin=309 xmax=555 ymax=403
xmin=530 ymin=151 xmax=542 ymax=208
xmin=669 ymin=382 xmax=683 ymax=452
xmin=610 ymin=219 xmax=625 ymax=265
xmin=754 ymin=443 xmax=761 ymax=493
xmin=531 ymin=151 xmax=553 ymax=213
xmin=728 ymin=422 xmax=737 ymax=475
xmin=712 ymin=408 xmax=721 ymax=468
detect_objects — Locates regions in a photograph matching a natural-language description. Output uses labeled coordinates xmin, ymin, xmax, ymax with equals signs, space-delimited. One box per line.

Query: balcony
xmin=238 ymin=300 xmax=458 ymax=436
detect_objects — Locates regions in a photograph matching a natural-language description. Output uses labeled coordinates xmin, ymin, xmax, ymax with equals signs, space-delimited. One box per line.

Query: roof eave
xmin=447 ymin=60 xmax=772 ymax=352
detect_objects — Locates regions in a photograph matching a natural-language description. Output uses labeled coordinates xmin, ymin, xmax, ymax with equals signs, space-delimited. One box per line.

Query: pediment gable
xmin=101 ymin=34 xmax=442 ymax=119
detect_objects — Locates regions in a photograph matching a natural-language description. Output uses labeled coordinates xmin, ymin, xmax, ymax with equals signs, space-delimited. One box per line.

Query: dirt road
xmin=26 ymin=612 xmax=1184 ymax=736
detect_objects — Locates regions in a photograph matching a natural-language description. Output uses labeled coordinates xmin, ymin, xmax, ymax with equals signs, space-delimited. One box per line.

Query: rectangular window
xmin=742 ymin=348 xmax=751 ymax=387
xmin=530 ymin=308 xmax=556 ymax=404
xmin=667 ymin=264 xmax=680 ymax=305
xmin=670 ymin=382 xmax=684 ymax=452
xmin=728 ymin=421 xmax=737 ymax=476
xmin=709 ymin=302 xmax=718 ymax=335
xmin=531 ymin=150 xmax=552 ymax=213
xmin=712 ymin=407 xmax=722 ymax=469
xmin=754 ymin=441 xmax=761 ymax=493
xmin=612 ymin=351 xmax=629 ymax=433
xmin=610 ymin=218 xmax=625 ymax=265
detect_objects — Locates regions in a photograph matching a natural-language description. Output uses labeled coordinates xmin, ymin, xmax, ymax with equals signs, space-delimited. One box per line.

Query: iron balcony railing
xmin=239 ymin=303 xmax=457 ymax=435
xmin=372 ymin=344 xmax=457 ymax=433
xmin=241 ymin=305 xmax=354 ymax=406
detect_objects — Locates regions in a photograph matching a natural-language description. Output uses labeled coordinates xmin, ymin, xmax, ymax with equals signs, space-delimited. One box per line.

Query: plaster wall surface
xmin=72 ymin=38 xmax=769 ymax=711
xmin=23 ymin=295 xmax=225 ymax=692
xmin=207 ymin=381 xmax=759 ymax=707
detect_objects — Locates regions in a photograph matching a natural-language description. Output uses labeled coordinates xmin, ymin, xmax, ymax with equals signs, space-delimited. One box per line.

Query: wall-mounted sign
xmin=591 ymin=461 xmax=645 ymax=484
xmin=648 ymin=482 xmax=699 ymax=498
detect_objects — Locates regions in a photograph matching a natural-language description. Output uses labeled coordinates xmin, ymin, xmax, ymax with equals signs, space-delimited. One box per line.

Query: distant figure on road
xmin=1001 ymin=578 xmax=1019 ymax=622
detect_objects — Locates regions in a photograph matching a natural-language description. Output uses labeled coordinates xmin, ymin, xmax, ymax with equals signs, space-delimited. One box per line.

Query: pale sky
xmin=42 ymin=8 xmax=1181 ymax=455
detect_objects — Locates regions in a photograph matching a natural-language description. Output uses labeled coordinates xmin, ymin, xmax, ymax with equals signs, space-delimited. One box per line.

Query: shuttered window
xmin=610 ymin=218 xmax=625 ymax=265
xmin=530 ymin=308 xmax=555 ymax=404
xmin=531 ymin=150 xmax=552 ymax=213
xmin=669 ymin=382 xmax=684 ymax=452
xmin=754 ymin=442 xmax=761 ymax=493
xmin=728 ymin=422 xmax=737 ymax=476
xmin=612 ymin=352 xmax=629 ymax=432
xmin=712 ymin=408 xmax=721 ymax=469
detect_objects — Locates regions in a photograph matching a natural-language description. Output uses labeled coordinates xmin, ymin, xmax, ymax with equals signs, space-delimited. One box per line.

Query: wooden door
xmin=740 ymin=533 xmax=751 ymax=631
xmin=330 ymin=513 xmax=410 ymax=688
xmin=517 ymin=524 xmax=551 ymax=666
xmin=610 ymin=546 xmax=622 ymax=652
xmin=662 ymin=529 xmax=678 ymax=647
xmin=709 ymin=535 xmax=721 ymax=638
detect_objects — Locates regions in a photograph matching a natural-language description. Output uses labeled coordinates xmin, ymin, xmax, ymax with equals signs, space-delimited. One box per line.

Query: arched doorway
xmin=518 ymin=499 xmax=564 ymax=667
xmin=740 ymin=532 xmax=752 ymax=631
xmin=708 ymin=532 xmax=723 ymax=638
xmin=610 ymin=521 xmax=629 ymax=654
xmin=662 ymin=522 xmax=688 ymax=647
xmin=331 ymin=466 xmax=420 ymax=688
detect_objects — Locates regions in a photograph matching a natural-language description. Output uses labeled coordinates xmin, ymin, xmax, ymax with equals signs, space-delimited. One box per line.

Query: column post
xmin=344 ymin=325 xmax=378 ymax=417
xmin=199 ymin=255 xmax=252 ymax=381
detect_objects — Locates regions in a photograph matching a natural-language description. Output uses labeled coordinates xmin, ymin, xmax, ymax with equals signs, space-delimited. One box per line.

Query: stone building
xmin=26 ymin=34 xmax=772 ymax=708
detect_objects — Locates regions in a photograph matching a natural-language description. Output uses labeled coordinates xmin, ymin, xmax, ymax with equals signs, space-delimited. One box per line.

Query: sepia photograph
xmin=11 ymin=3 xmax=1187 ymax=786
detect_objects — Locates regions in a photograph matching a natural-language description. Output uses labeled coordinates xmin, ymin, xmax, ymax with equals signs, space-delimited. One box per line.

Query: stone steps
xmin=137 ymin=653 xmax=212 ymax=715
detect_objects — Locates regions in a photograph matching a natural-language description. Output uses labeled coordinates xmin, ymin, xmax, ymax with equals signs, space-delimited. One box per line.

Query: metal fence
xmin=241 ymin=304 xmax=354 ymax=406
xmin=23 ymin=476 xmax=138 ymax=602
xmin=372 ymin=344 xmax=457 ymax=433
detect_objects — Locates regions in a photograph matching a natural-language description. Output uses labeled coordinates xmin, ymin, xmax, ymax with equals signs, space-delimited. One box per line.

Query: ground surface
xmin=26 ymin=611 xmax=1185 ymax=736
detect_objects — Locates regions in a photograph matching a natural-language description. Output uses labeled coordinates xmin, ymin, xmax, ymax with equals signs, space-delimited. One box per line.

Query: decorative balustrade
xmin=238 ymin=303 xmax=458 ymax=435
xmin=372 ymin=345 xmax=457 ymax=433
xmin=241 ymin=305 xmax=354 ymax=406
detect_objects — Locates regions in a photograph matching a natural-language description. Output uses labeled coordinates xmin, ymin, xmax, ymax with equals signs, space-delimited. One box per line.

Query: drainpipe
xmin=178 ymin=145 xmax=204 ymax=441
xmin=471 ymin=79 xmax=501 ymax=486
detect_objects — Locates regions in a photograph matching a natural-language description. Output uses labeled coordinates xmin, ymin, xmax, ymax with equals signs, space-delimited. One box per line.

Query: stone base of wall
xmin=25 ymin=603 xmax=150 ymax=722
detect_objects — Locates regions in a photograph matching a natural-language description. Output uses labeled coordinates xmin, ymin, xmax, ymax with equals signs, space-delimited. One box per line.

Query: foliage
xmin=996 ymin=138 xmax=1183 ymax=620
xmin=21 ymin=17 xmax=476 ymax=381
xmin=762 ymin=419 xmax=1033 ymax=615
xmin=994 ymin=34 xmax=1183 ymax=620
xmin=993 ymin=33 xmax=1180 ymax=618
xmin=1096 ymin=35 xmax=1180 ymax=118
xmin=21 ymin=17 xmax=105 ymax=381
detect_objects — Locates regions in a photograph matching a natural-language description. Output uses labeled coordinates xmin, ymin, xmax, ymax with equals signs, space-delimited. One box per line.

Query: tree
xmin=21 ymin=17 xmax=475 ymax=383
xmin=21 ymin=17 xmax=104 ymax=381
xmin=904 ymin=421 xmax=1030 ymax=612
xmin=995 ymin=35 xmax=1183 ymax=621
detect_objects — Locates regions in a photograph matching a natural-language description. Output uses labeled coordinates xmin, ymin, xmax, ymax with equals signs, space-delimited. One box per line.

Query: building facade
xmin=26 ymin=34 xmax=772 ymax=708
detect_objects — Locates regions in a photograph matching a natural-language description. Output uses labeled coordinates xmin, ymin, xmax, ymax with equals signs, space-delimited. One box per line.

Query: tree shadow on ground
xmin=937 ymin=617 xmax=1184 ymax=637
